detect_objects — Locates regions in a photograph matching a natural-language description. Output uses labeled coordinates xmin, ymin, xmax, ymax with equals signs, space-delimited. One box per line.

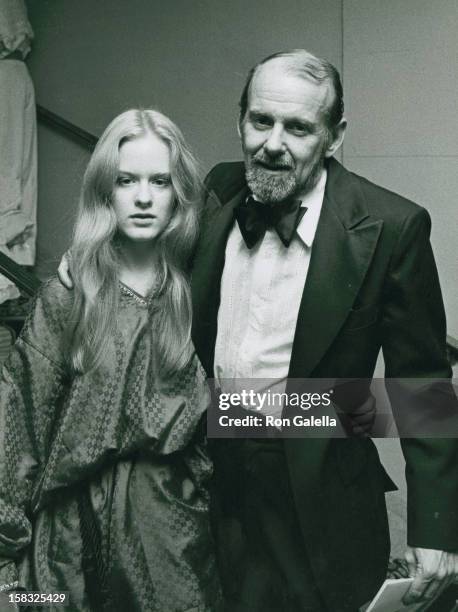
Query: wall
xmin=25 ymin=0 xmax=342 ymax=278
xmin=343 ymin=0 xmax=458 ymax=339
xmin=342 ymin=0 xmax=458 ymax=554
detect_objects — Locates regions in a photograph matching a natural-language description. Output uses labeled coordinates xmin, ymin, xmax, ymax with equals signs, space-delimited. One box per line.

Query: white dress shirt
xmin=214 ymin=168 xmax=327 ymax=415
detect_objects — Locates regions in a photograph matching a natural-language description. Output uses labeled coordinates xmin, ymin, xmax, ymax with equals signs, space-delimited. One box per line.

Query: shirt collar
xmin=296 ymin=167 xmax=327 ymax=248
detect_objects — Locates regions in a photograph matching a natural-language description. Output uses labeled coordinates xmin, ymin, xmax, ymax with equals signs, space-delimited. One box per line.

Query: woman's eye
xmin=116 ymin=176 xmax=134 ymax=186
xmin=151 ymin=177 xmax=171 ymax=187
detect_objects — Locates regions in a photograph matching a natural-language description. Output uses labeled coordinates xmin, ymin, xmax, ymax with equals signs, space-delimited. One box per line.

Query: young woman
xmin=0 ymin=109 xmax=221 ymax=611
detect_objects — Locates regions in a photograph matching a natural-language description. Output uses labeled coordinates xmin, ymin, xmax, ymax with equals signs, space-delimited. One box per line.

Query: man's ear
xmin=324 ymin=118 xmax=347 ymax=158
xmin=237 ymin=116 xmax=243 ymax=139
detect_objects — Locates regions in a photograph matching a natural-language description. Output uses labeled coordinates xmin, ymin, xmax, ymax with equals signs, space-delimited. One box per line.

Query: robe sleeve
xmin=150 ymin=352 xmax=211 ymax=456
xmin=0 ymin=278 xmax=70 ymax=586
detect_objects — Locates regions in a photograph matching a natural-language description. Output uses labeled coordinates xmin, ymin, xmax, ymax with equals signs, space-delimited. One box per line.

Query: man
xmin=189 ymin=50 xmax=458 ymax=610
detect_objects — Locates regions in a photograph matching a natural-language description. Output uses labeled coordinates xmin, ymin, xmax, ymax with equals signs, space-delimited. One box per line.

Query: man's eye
xmin=287 ymin=124 xmax=309 ymax=135
xmin=252 ymin=116 xmax=272 ymax=129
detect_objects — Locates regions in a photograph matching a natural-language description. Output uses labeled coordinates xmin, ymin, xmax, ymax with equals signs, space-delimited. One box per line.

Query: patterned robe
xmin=0 ymin=278 xmax=221 ymax=611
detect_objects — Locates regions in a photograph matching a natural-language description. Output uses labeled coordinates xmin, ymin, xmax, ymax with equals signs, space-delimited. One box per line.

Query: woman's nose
xmin=135 ymin=182 xmax=152 ymax=207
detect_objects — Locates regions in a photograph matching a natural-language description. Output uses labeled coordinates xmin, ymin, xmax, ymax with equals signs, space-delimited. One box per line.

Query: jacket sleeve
xmin=0 ymin=279 xmax=69 ymax=586
xmin=381 ymin=207 xmax=458 ymax=551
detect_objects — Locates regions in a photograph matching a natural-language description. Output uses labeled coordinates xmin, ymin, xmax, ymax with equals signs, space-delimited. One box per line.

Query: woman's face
xmin=113 ymin=133 xmax=175 ymax=243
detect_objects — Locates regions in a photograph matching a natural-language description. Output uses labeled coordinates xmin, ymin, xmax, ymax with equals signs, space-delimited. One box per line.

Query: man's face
xmin=240 ymin=60 xmax=334 ymax=204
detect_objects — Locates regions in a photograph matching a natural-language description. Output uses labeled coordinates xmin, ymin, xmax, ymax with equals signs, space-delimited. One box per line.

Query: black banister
xmin=0 ymin=252 xmax=41 ymax=297
xmin=36 ymin=104 xmax=98 ymax=149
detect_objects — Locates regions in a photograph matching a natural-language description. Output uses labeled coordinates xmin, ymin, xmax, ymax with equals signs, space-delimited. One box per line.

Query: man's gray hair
xmin=239 ymin=49 xmax=344 ymax=137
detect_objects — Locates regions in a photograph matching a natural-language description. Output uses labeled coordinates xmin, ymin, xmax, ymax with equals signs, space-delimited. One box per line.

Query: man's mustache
xmin=251 ymin=153 xmax=295 ymax=170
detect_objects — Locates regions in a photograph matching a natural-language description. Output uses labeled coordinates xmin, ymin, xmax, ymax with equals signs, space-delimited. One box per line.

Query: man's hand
xmin=57 ymin=251 xmax=73 ymax=289
xmin=347 ymin=392 xmax=376 ymax=436
xmin=403 ymin=546 xmax=458 ymax=604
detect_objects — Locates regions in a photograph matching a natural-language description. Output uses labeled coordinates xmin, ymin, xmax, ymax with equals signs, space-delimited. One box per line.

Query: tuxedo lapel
xmin=288 ymin=159 xmax=383 ymax=378
xmin=285 ymin=161 xmax=384 ymax=574
xmin=191 ymin=186 xmax=247 ymax=376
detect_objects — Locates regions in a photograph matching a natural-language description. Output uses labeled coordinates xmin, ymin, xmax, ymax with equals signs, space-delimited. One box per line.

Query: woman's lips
xmin=130 ymin=214 xmax=155 ymax=224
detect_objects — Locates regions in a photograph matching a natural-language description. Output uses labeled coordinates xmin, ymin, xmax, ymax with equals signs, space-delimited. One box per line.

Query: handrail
xmin=36 ymin=104 xmax=98 ymax=149
xmin=0 ymin=252 xmax=40 ymax=297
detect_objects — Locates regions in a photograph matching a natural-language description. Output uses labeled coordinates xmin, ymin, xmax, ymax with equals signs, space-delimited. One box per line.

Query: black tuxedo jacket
xmin=191 ymin=158 xmax=458 ymax=610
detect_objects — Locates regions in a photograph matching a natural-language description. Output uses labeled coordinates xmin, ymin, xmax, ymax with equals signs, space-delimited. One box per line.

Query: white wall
xmin=342 ymin=0 xmax=458 ymax=339
xmin=342 ymin=0 xmax=458 ymax=555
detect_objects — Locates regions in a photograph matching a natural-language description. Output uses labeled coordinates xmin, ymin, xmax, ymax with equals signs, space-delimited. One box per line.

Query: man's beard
xmin=245 ymin=151 xmax=325 ymax=205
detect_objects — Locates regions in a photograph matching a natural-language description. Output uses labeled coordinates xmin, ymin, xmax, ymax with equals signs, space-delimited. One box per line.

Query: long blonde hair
xmin=67 ymin=109 xmax=202 ymax=377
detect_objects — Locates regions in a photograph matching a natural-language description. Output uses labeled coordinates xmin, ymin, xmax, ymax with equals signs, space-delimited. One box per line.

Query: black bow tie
xmin=235 ymin=195 xmax=306 ymax=249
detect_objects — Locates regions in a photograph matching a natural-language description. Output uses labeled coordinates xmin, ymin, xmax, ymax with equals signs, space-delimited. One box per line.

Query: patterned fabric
xmin=0 ymin=278 xmax=221 ymax=611
xmin=0 ymin=324 xmax=14 ymax=365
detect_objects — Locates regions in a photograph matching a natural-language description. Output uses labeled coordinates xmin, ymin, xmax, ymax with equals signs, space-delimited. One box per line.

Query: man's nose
xmin=264 ymin=125 xmax=285 ymax=156
xmin=135 ymin=181 xmax=153 ymax=208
